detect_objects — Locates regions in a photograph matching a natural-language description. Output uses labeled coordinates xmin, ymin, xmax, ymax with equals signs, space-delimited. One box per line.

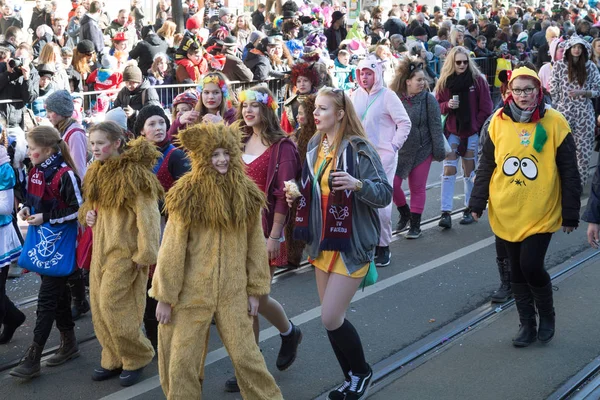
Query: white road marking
xmin=99 ymin=235 xmax=496 ymax=400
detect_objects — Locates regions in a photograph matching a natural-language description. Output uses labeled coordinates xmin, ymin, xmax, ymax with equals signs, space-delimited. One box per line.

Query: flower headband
xmin=197 ymin=75 xmax=231 ymax=107
xmin=238 ymin=90 xmax=278 ymax=111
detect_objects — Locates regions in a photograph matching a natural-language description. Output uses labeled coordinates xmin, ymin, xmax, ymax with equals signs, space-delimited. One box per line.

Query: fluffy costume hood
xmin=564 ymin=34 xmax=591 ymax=60
xmin=82 ymin=137 xmax=164 ymax=208
xmin=165 ymin=122 xmax=265 ymax=230
xmin=357 ymin=56 xmax=385 ymax=93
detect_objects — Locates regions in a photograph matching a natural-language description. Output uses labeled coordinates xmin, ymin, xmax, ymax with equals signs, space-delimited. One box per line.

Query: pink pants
xmin=393 ymin=155 xmax=433 ymax=214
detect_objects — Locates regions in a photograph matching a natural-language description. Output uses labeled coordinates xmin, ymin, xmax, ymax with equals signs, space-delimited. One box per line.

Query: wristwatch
xmin=354 ymin=179 xmax=363 ymax=192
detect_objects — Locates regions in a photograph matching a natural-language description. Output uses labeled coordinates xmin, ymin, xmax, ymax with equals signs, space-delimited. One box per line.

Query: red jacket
xmin=175 ymin=57 xmax=208 ymax=83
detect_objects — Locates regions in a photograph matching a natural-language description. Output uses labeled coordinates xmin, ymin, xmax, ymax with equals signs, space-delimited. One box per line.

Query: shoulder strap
xmin=63 ymin=126 xmax=85 ymax=144
xmin=142 ymin=89 xmax=147 ymax=105
xmin=49 ymin=166 xmax=72 ymax=208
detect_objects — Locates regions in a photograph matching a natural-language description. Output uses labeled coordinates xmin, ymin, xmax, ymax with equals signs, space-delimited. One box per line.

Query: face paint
xmin=32 ymin=152 xmax=40 ymax=159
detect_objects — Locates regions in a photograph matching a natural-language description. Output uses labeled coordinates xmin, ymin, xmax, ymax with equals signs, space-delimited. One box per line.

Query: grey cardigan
xmin=303 ymin=134 xmax=392 ymax=274
xmin=396 ymin=91 xmax=446 ymax=178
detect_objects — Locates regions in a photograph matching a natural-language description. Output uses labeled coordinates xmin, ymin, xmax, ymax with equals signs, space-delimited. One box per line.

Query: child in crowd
xmin=150 ymin=122 xmax=283 ymax=400
xmin=80 ymin=123 xmax=163 ymax=387
xmin=10 ymin=126 xmax=82 ymax=380
xmin=333 ymin=49 xmax=357 ymax=91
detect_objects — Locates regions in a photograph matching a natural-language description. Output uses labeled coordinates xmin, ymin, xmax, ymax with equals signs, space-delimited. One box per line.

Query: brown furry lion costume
xmin=149 ymin=122 xmax=283 ymax=400
xmin=78 ymin=137 xmax=163 ymax=372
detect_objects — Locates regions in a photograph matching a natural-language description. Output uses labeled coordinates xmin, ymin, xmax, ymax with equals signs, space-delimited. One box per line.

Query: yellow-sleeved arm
xmin=78 ymin=201 xmax=93 ymax=226
xmin=132 ymin=195 xmax=161 ymax=266
xmin=149 ymin=218 xmax=189 ymax=306
xmin=246 ymin=212 xmax=271 ymax=297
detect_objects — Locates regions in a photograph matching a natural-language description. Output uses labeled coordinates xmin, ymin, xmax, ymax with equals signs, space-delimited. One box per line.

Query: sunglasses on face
xmin=455 ymin=60 xmax=468 ymax=66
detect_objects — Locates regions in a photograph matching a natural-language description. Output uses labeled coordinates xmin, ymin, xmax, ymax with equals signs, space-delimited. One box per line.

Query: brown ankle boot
xmin=10 ymin=342 xmax=43 ymax=379
xmin=46 ymin=330 xmax=80 ymax=367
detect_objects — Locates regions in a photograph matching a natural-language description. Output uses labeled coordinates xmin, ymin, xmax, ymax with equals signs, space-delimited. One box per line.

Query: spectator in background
xmin=32 ymin=64 xmax=55 ymax=119
xmin=175 ymin=36 xmax=209 ymax=83
xmin=85 ymin=54 xmax=123 ymax=92
xmin=105 ymin=9 xmax=137 ymax=51
xmin=1 ymin=27 xmax=22 ymax=57
xmin=61 ymin=47 xmax=83 ymax=92
xmin=80 ymin=1 xmax=105 ymax=55
xmin=325 ymin=11 xmax=347 ymax=56
xmin=252 ymin=3 xmax=266 ymax=30
xmin=32 ymin=24 xmax=54 ymax=59
xmin=529 ymin=20 xmax=551 ymax=50
xmin=113 ymin=64 xmax=160 ymax=132
xmin=73 ymin=40 xmax=97 ymax=90
xmin=244 ymin=36 xmax=286 ymax=80
xmin=29 ymin=0 xmax=52 ymax=41
xmin=474 ymin=35 xmax=494 ymax=57
xmin=536 ymin=26 xmax=560 ymax=69
xmin=52 ymin=18 xmax=75 ymax=49
xmin=221 ymin=36 xmax=253 ymax=82
xmin=131 ymin=0 xmax=145 ymax=34
xmin=384 ymin=8 xmax=406 ymax=37
xmin=129 ymin=25 xmax=169 ymax=76
xmin=0 ymin=43 xmax=39 ymax=131
xmin=232 ymin=14 xmax=254 ymax=51
xmin=156 ymin=20 xmax=177 ymax=48
xmin=0 ymin=1 xmax=23 ymax=36
xmin=38 ymin=43 xmax=70 ymax=91
xmin=67 ymin=6 xmax=86 ymax=46
xmin=147 ymin=53 xmax=173 ymax=105
xmin=464 ymin=24 xmax=479 ymax=50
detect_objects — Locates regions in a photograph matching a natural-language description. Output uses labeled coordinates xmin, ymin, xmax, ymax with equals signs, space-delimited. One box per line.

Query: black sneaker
xmin=276 ymin=322 xmax=302 ymax=370
xmin=375 ymin=246 xmax=391 ymax=267
xmin=225 ymin=376 xmax=240 ymax=392
xmin=328 ymin=379 xmax=351 ymax=400
xmin=345 ymin=366 xmax=373 ymax=400
xmin=92 ymin=366 xmax=122 ymax=381
xmin=119 ymin=367 xmax=145 ymax=387
xmin=459 ymin=208 xmax=475 ymax=225
xmin=439 ymin=212 xmax=452 ymax=229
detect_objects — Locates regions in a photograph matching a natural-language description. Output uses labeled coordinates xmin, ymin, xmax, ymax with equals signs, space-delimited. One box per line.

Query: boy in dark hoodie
xmin=112 ymin=64 xmax=160 ymax=132
xmin=129 ymin=25 xmax=169 ymax=75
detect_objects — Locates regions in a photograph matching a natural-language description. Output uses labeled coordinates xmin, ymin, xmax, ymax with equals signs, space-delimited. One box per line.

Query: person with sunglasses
xmin=470 ymin=67 xmax=581 ymax=348
xmin=435 ymin=46 xmax=493 ymax=228
xmin=286 ymin=87 xmax=392 ymax=400
xmin=351 ymin=56 xmax=411 ymax=266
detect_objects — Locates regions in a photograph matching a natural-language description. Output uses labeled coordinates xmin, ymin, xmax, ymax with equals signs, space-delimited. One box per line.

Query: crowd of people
xmin=1 ymin=0 xmax=600 ymax=399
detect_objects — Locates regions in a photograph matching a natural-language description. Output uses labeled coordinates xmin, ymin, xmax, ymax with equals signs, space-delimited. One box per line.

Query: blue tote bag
xmin=18 ymin=219 xmax=77 ymax=277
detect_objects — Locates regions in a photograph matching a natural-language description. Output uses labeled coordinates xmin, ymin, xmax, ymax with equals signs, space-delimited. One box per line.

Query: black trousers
xmin=0 ymin=265 xmax=23 ymax=327
xmin=496 ymin=233 xmax=553 ymax=287
xmin=495 ymin=236 xmax=508 ymax=260
xmin=33 ymin=274 xmax=75 ymax=347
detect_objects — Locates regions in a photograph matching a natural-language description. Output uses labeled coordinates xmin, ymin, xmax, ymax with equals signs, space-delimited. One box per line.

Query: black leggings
xmin=496 ymin=233 xmax=552 ymax=287
xmin=495 ymin=236 xmax=508 ymax=260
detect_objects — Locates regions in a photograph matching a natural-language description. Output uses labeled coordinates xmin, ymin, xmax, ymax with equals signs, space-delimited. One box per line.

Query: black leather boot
xmin=69 ymin=273 xmax=90 ymax=321
xmin=530 ymin=282 xmax=555 ymax=344
xmin=0 ymin=306 xmax=26 ymax=344
xmin=406 ymin=213 xmax=422 ymax=239
xmin=490 ymin=258 xmax=512 ymax=303
xmin=511 ymin=283 xmax=537 ymax=347
xmin=10 ymin=342 xmax=43 ymax=379
xmin=396 ymin=204 xmax=411 ymax=231
xmin=46 ymin=330 xmax=80 ymax=367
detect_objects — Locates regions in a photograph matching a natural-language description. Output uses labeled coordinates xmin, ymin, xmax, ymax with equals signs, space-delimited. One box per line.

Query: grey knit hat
xmin=45 ymin=90 xmax=74 ymax=117
xmin=105 ymin=107 xmax=128 ymax=131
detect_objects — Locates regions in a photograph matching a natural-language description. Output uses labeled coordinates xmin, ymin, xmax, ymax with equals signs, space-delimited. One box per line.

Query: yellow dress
xmin=309 ymin=146 xmax=369 ymax=278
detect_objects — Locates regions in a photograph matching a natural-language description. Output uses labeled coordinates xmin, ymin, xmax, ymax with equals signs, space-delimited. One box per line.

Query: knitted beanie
xmin=186 ymin=16 xmax=202 ymax=31
xmin=105 ymin=107 xmax=129 ymax=131
xmin=77 ymin=39 xmax=95 ymax=54
xmin=134 ymin=105 xmax=171 ymax=137
xmin=45 ymin=90 xmax=75 ymax=117
xmin=123 ymin=65 xmax=143 ymax=83
xmin=173 ymin=91 xmax=199 ymax=107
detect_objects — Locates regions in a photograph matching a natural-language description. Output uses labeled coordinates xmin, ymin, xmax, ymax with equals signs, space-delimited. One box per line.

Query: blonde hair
xmin=232 ymin=14 xmax=255 ymax=36
xmin=156 ymin=21 xmax=176 ymax=40
xmin=546 ymin=26 xmax=560 ymax=43
xmin=435 ymin=46 xmax=483 ymax=93
xmin=27 ymin=126 xmax=79 ymax=178
xmin=592 ymin=38 xmax=600 ymax=65
xmin=38 ymin=42 xmax=60 ymax=64
xmin=450 ymin=27 xmax=465 ymax=47
xmin=315 ymin=87 xmax=368 ymax=168
xmin=150 ymin=53 xmax=169 ymax=79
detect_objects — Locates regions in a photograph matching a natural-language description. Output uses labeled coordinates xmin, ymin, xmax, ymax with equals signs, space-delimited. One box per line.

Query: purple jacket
xmin=247 ymin=136 xmax=301 ymax=238
xmin=436 ymin=74 xmax=493 ymax=139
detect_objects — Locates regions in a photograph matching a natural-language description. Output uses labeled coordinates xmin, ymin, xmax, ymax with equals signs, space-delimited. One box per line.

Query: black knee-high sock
xmin=327 ymin=330 xmax=351 ymax=380
xmin=327 ymin=319 xmax=369 ymax=375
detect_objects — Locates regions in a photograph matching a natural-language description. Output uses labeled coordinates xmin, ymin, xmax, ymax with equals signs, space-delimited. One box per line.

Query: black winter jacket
xmin=0 ymin=62 xmax=39 ymax=129
xmin=584 ymin=164 xmax=600 ymax=223
xmin=129 ymin=34 xmax=169 ymax=75
xmin=244 ymin=50 xmax=285 ymax=81
xmin=112 ymin=79 xmax=160 ymax=131
xmin=470 ymin=116 xmax=581 ymax=228
xmin=79 ymin=14 xmax=104 ymax=54
xmin=325 ymin=26 xmax=348 ymax=55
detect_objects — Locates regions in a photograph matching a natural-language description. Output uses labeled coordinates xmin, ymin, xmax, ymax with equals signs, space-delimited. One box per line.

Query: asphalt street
xmin=1 ymin=159 xmax=599 ymax=400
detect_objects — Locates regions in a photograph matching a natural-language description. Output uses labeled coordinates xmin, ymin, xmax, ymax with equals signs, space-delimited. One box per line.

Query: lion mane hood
xmin=166 ymin=122 xmax=265 ymax=230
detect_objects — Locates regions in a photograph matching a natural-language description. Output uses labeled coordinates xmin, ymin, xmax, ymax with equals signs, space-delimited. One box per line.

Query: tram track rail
xmin=358 ymin=250 xmax=600 ymax=399
xmin=547 ymin=357 xmax=600 ymax=400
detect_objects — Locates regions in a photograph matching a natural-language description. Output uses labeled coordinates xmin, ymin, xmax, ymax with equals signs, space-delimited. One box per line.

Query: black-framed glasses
xmin=511 ymin=87 xmax=536 ymax=96
xmin=332 ymin=88 xmax=346 ymax=109
xmin=455 ymin=60 xmax=468 ymax=66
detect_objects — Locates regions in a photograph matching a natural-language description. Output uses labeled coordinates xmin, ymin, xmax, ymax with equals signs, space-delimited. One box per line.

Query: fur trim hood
xmin=165 ymin=122 xmax=265 ymax=230
xmin=82 ymin=137 xmax=164 ymax=208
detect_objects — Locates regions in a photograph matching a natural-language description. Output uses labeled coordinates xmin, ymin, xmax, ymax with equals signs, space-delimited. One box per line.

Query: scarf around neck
xmin=446 ymin=72 xmax=473 ymax=134
xmin=27 ymin=152 xmax=66 ymax=212
xmin=294 ymin=144 xmax=355 ymax=253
